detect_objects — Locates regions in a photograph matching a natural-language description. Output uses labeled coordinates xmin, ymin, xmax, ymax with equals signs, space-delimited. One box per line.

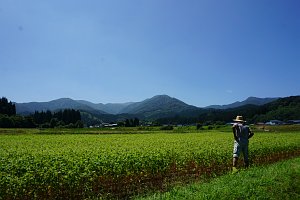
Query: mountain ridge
xmin=16 ymin=98 xmax=107 ymax=115
xmin=15 ymin=95 xmax=280 ymax=122
xmin=205 ymin=96 xmax=278 ymax=109
xmin=15 ymin=95 xmax=279 ymax=115
xmin=75 ymin=100 xmax=134 ymax=114
xmin=13 ymin=95 xmax=295 ymax=126
xmin=118 ymin=95 xmax=200 ymax=119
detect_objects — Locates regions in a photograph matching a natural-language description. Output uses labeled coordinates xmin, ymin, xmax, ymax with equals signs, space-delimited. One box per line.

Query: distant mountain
xmin=15 ymin=95 xmax=200 ymax=119
xmin=206 ymin=97 xmax=278 ymax=109
xmin=76 ymin=100 xmax=134 ymax=114
xmin=15 ymin=95 xmax=286 ymax=125
xmin=119 ymin=95 xmax=200 ymax=119
xmin=16 ymin=98 xmax=107 ymax=115
xmin=156 ymin=96 xmax=300 ymax=124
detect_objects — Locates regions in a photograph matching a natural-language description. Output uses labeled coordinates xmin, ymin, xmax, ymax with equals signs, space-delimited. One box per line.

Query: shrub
xmin=207 ymin=125 xmax=213 ymax=130
xmin=196 ymin=123 xmax=203 ymax=130
xmin=160 ymin=125 xmax=174 ymax=130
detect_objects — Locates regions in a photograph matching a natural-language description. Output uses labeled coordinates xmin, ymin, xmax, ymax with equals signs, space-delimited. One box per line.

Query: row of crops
xmin=0 ymin=130 xmax=300 ymax=199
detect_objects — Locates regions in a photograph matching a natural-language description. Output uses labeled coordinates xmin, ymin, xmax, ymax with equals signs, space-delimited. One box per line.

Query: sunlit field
xmin=1 ymin=127 xmax=299 ymax=199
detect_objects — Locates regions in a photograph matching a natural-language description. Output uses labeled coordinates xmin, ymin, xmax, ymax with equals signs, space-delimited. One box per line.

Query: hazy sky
xmin=1 ymin=0 xmax=299 ymax=107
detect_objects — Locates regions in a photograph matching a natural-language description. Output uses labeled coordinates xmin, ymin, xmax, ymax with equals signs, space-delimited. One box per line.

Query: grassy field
xmin=0 ymin=127 xmax=299 ymax=199
xmin=136 ymin=157 xmax=300 ymax=200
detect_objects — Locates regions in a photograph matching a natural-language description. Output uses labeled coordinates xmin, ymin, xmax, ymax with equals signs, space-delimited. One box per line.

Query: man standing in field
xmin=232 ymin=116 xmax=254 ymax=172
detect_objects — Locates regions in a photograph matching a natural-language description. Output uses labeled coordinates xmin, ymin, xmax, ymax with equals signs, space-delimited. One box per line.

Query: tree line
xmin=125 ymin=118 xmax=140 ymax=127
xmin=31 ymin=109 xmax=83 ymax=128
xmin=0 ymin=97 xmax=83 ymax=128
xmin=0 ymin=97 xmax=35 ymax=128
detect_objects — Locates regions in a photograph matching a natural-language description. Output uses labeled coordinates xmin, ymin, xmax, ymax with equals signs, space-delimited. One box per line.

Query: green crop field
xmin=0 ymin=128 xmax=299 ymax=199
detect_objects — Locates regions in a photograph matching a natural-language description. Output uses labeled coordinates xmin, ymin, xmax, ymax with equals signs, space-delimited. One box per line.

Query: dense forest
xmin=0 ymin=97 xmax=83 ymax=128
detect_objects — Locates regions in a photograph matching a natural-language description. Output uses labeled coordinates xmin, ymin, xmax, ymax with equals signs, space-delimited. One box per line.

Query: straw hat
xmin=233 ymin=115 xmax=245 ymax=122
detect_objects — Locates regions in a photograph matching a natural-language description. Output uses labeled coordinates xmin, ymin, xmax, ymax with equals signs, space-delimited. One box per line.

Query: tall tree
xmin=0 ymin=97 xmax=16 ymax=116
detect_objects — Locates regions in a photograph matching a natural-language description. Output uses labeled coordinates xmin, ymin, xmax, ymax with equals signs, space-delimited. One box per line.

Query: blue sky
xmin=1 ymin=0 xmax=299 ymax=107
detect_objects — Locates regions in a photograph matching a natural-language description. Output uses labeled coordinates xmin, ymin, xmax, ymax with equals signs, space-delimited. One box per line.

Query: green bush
xmin=160 ymin=125 xmax=174 ymax=130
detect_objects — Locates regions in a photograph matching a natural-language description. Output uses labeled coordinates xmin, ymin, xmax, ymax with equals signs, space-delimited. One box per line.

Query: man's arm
xmin=248 ymin=127 xmax=254 ymax=139
xmin=232 ymin=124 xmax=239 ymax=141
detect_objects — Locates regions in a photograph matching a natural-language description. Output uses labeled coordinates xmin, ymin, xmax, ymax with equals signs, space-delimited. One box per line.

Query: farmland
xmin=0 ymin=127 xmax=300 ymax=199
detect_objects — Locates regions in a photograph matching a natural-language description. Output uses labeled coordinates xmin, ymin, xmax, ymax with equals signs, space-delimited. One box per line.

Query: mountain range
xmin=15 ymin=95 xmax=279 ymax=123
xmin=205 ymin=97 xmax=278 ymax=109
